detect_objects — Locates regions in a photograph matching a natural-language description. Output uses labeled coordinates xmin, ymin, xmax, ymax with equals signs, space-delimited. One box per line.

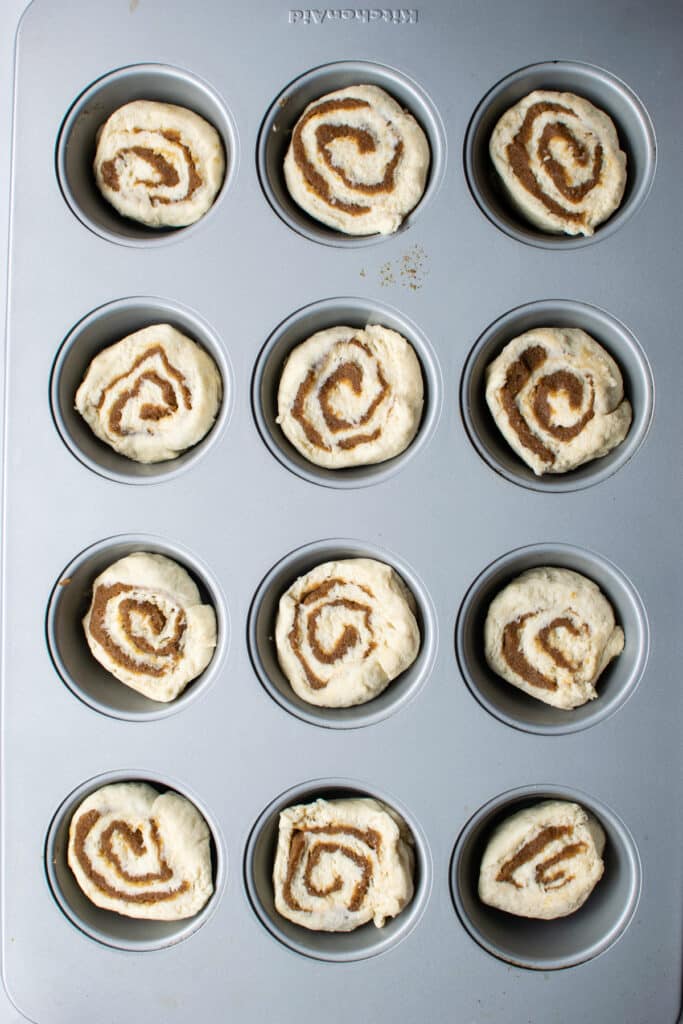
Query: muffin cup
xmin=45 ymin=769 xmax=226 ymax=951
xmin=450 ymin=784 xmax=641 ymax=969
xmin=244 ymin=778 xmax=431 ymax=961
xmin=464 ymin=60 xmax=656 ymax=249
xmin=50 ymin=296 xmax=232 ymax=484
xmin=46 ymin=534 xmax=229 ymax=721
xmin=248 ymin=538 xmax=437 ymax=728
xmin=455 ymin=542 xmax=649 ymax=735
xmin=257 ymin=60 xmax=446 ymax=247
xmin=253 ymin=296 xmax=442 ymax=489
xmin=56 ymin=63 xmax=237 ymax=246
xmin=460 ymin=299 xmax=654 ymax=492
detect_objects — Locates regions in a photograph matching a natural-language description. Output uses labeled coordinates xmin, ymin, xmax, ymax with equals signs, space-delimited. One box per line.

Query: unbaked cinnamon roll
xmin=485 ymin=327 xmax=632 ymax=475
xmin=284 ymin=84 xmax=430 ymax=235
xmin=75 ymin=323 xmax=222 ymax=464
xmin=484 ymin=567 xmax=624 ymax=709
xmin=479 ymin=800 xmax=605 ymax=919
xmin=82 ymin=552 xmax=217 ymax=702
xmin=277 ymin=324 xmax=424 ymax=468
xmin=489 ymin=90 xmax=626 ymax=236
xmin=273 ymin=797 xmax=414 ymax=931
xmin=68 ymin=782 xmax=213 ymax=920
xmin=275 ymin=557 xmax=420 ymax=708
xmin=94 ymin=100 xmax=225 ymax=228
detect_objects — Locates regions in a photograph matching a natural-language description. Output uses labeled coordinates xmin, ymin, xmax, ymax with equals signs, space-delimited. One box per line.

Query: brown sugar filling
xmin=498 ymin=345 xmax=594 ymax=463
xmin=88 ymin=581 xmax=186 ymax=677
xmin=499 ymin=345 xmax=554 ymax=465
xmin=502 ymin=613 xmax=557 ymax=691
xmin=533 ymin=369 xmax=595 ymax=441
xmin=283 ymin=824 xmax=380 ymax=912
xmin=73 ymin=809 xmax=190 ymax=904
xmin=286 ymin=581 xmax=376 ymax=692
xmin=291 ymin=338 xmax=390 ymax=453
xmin=288 ymin=579 xmax=376 ymax=690
xmin=292 ymin=97 xmax=402 ymax=216
xmin=502 ymin=612 xmax=588 ymax=690
xmin=537 ymin=616 xmax=586 ymax=672
xmin=497 ymin=824 xmax=584 ymax=889
xmin=96 ymin=344 xmax=192 ymax=436
xmin=505 ymin=101 xmax=604 ymax=225
xmin=99 ymin=128 xmax=203 ymax=206
xmin=535 ymin=841 xmax=588 ymax=889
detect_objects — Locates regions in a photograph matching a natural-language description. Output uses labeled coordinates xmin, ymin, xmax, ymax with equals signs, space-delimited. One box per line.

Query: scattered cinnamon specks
xmin=379 ymin=261 xmax=395 ymax=287
xmin=400 ymin=245 xmax=429 ymax=290
xmin=377 ymin=245 xmax=429 ymax=291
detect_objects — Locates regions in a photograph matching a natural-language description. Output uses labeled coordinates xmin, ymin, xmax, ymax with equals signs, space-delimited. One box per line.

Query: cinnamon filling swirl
xmin=497 ymin=824 xmax=588 ymax=891
xmin=291 ymin=338 xmax=390 ymax=453
xmin=288 ymin=578 xmax=377 ymax=689
xmin=73 ymin=809 xmax=190 ymax=904
xmin=502 ymin=612 xmax=586 ymax=691
xmin=506 ymin=101 xmax=604 ymax=225
xmin=88 ymin=582 xmax=187 ymax=677
xmin=96 ymin=343 xmax=193 ymax=436
xmin=101 ymin=129 xmax=202 ymax=207
xmin=292 ymin=98 xmax=403 ymax=216
xmin=283 ymin=825 xmax=381 ymax=912
xmin=499 ymin=345 xmax=595 ymax=464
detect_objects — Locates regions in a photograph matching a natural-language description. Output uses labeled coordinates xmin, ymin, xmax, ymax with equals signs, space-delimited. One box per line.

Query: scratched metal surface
xmin=2 ymin=0 xmax=682 ymax=1021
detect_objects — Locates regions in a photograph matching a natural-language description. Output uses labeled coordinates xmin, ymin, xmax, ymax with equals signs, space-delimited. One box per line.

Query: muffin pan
xmin=2 ymin=1 xmax=681 ymax=1022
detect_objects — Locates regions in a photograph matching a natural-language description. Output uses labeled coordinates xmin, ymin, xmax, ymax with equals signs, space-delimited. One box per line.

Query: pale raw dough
xmin=276 ymin=557 xmax=420 ymax=708
xmin=484 ymin=566 xmax=624 ymax=709
xmin=75 ymin=324 xmax=222 ymax=464
xmin=94 ymin=100 xmax=225 ymax=228
xmin=83 ymin=552 xmax=217 ymax=702
xmin=489 ymin=90 xmax=626 ymax=236
xmin=68 ymin=782 xmax=213 ymax=920
xmin=284 ymin=84 xmax=430 ymax=235
xmin=273 ymin=797 xmax=414 ymax=931
xmin=277 ymin=324 xmax=424 ymax=468
xmin=478 ymin=800 xmax=605 ymax=919
xmin=485 ymin=327 xmax=632 ymax=475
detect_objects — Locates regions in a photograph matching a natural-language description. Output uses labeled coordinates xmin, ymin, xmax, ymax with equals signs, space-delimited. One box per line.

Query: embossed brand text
xmin=289 ymin=8 xmax=418 ymax=24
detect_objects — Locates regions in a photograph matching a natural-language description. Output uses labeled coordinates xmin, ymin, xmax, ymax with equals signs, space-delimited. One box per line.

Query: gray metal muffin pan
xmin=2 ymin=0 xmax=681 ymax=1021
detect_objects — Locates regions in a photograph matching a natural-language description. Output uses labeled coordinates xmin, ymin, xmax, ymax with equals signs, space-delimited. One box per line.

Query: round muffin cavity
xmin=283 ymin=84 xmax=430 ymax=236
xmin=275 ymin=557 xmax=420 ymax=708
xmin=484 ymin=566 xmax=624 ymax=709
xmin=67 ymin=781 xmax=214 ymax=921
xmin=485 ymin=326 xmax=632 ymax=475
xmin=478 ymin=799 xmax=605 ymax=919
xmin=94 ymin=100 xmax=225 ymax=228
xmin=75 ymin=323 xmax=222 ymax=464
xmin=489 ymin=90 xmax=626 ymax=236
xmin=277 ymin=323 xmax=424 ymax=469
xmin=273 ymin=796 xmax=415 ymax=931
xmin=82 ymin=551 xmax=217 ymax=702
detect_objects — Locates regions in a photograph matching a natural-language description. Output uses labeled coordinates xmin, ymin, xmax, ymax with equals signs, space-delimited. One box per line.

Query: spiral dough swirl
xmin=485 ymin=327 xmax=632 ymax=476
xmin=275 ymin=558 xmax=420 ymax=708
xmin=489 ymin=90 xmax=627 ymax=236
xmin=479 ymin=800 xmax=605 ymax=919
xmin=273 ymin=797 xmax=414 ymax=931
xmin=94 ymin=100 xmax=225 ymax=228
xmin=484 ymin=566 xmax=624 ymax=709
xmin=67 ymin=783 xmax=213 ymax=921
xmin=283 ymin=85 xmax=430 ymax=235
xmin=277 ymin=324 xmax=424 ymax=469
xmin=75 ymin=324 xmax=222 ymax=464
xmin=82 ymin=552 xmax=217 ymax=703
